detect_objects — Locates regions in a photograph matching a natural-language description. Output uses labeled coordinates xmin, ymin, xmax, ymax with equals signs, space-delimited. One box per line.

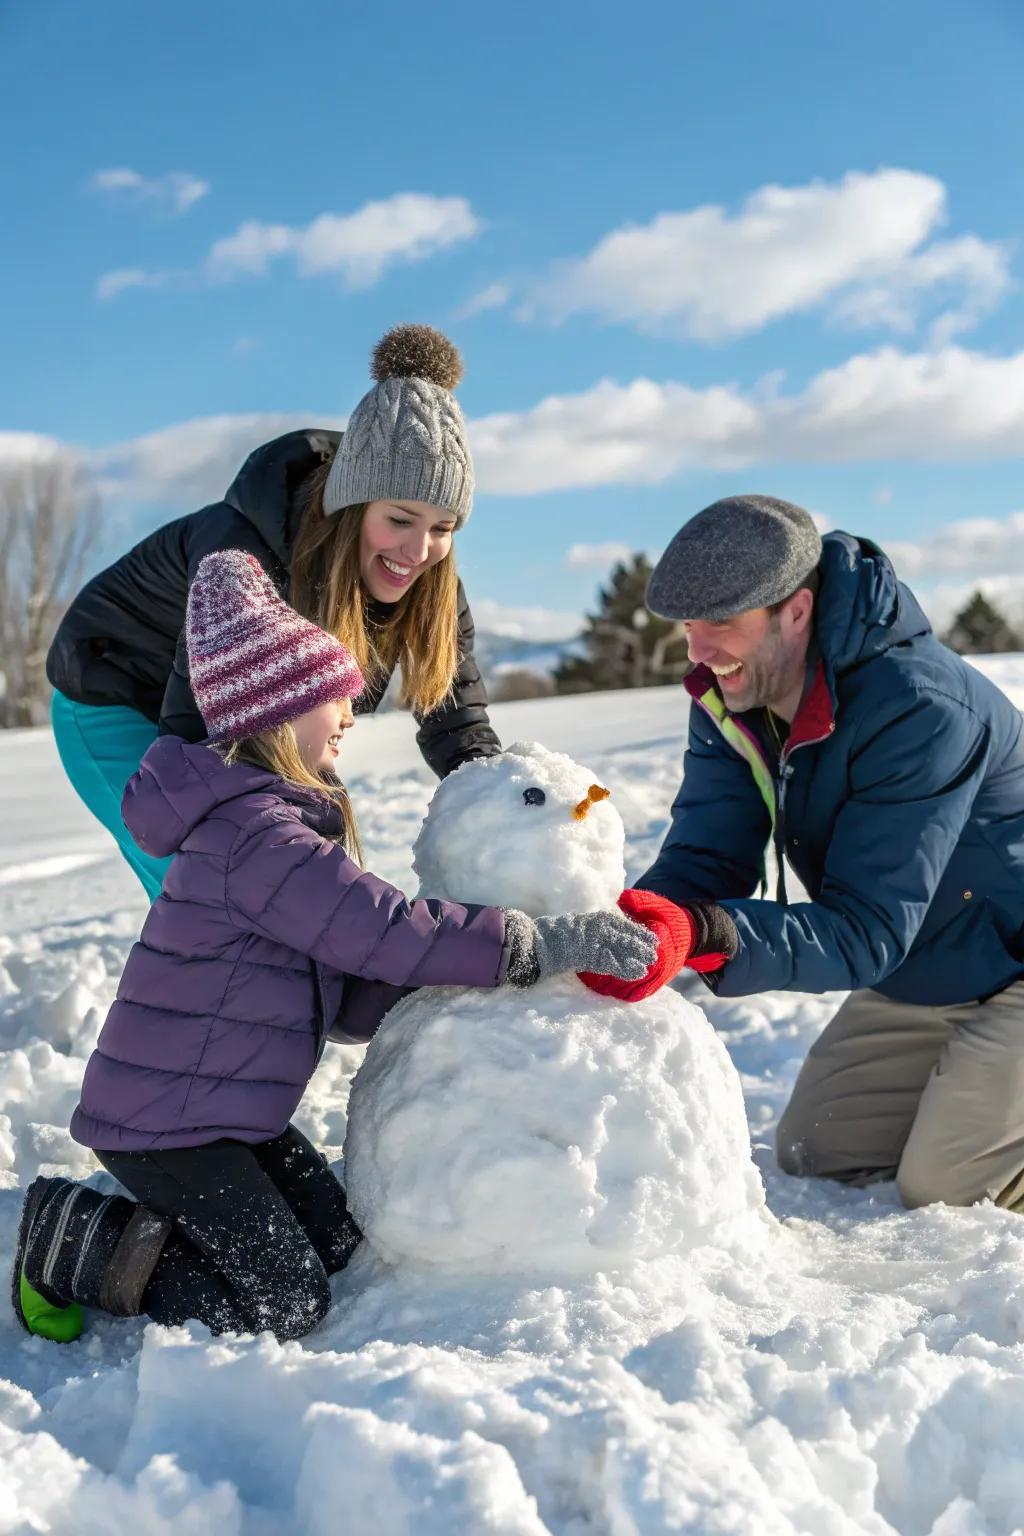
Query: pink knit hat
xmin=186 ymin=551 xmax=364 ymax=742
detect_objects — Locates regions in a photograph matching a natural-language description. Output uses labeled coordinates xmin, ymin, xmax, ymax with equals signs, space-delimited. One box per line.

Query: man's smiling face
xmin=683 ymin=591 xmax=814 ymax=719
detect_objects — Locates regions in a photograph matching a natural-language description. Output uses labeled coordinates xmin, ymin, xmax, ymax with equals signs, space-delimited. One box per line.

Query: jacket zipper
xmin=312 ymin=966 xmax=329 ymax=1067
xmin=693 ymin=684 xmax=835 ymax=905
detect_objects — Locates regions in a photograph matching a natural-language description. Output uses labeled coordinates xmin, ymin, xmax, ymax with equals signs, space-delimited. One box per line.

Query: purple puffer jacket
xmin=71 ymin=738 xmax=509 ymax=1151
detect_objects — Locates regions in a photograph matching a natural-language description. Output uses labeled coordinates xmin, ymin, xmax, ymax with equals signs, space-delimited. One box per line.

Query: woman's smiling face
xmin=358 ymin=500 xmax=456 ymax=602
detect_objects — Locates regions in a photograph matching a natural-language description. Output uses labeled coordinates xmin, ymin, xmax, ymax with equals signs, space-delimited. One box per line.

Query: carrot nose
xmin=572 ymin=784 xmax=611 ymax=821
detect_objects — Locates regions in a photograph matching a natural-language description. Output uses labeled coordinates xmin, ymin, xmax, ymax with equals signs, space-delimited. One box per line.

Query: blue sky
xmin=3 ymin=0 xmax=1023 ymax=635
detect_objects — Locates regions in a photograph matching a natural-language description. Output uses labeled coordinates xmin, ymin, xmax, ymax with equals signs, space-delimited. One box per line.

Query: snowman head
xmin=412 ymin=741 xmax=626 ymax=915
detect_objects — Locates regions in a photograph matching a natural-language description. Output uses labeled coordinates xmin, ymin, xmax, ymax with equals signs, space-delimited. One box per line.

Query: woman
xmin=46 ymin=324 xmax=499 ymax=900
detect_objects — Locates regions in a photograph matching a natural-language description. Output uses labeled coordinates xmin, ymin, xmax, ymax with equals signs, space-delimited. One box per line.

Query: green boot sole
xmin=11 ymin=1177 xmax=85 ymax=1343
xmin=18 ymin=1271 xmax=83 ymax=1342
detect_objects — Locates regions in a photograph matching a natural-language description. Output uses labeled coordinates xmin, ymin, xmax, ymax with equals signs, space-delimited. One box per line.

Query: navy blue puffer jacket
xmin=640 ymin=533 xmax=1024 ymax=1003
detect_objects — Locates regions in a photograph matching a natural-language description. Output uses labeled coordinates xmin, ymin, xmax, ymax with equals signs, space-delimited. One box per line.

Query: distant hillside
xmin=472 ymin=628 xmax=583 ymax=684
xmin=372 ymin=627 xmax=583 ymax=711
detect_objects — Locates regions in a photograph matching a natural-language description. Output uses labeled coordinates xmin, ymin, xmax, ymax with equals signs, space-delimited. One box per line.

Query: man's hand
xmin=579 ymin=890 xmax=738 ymax=1001
xmin=578 ymin=888 xmax=692 ymax=1001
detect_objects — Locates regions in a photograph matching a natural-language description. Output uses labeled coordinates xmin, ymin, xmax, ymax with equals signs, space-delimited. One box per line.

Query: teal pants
xmin=51 ymin=691 xmax=173 ymax=903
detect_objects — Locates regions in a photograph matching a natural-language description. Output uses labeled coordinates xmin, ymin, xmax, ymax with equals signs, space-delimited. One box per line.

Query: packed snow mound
xmin=348 ymin=741 xmax=763 ymax=1274
xmin=345 ymin=976 xmax=765 ymax=1274
xmin=410 ymin=739 xmax=625 ymax=915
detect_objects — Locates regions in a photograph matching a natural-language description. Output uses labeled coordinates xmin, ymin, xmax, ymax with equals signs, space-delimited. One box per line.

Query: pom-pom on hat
xmin=322 ymin=323 xmax=475 ymax=526
xmin=186 ymin=550 xmax=364 ymax=743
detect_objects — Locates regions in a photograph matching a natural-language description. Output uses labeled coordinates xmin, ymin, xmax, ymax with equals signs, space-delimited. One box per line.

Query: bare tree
xmin=0 ymin=450 xmax=99 ymax=727
xmin=489 ymin=669 xmax=556 ymax=702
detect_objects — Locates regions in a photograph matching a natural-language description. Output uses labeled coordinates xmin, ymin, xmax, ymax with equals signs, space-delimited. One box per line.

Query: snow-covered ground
xmin=2 ymin=661 xmax=1024 ymax=1535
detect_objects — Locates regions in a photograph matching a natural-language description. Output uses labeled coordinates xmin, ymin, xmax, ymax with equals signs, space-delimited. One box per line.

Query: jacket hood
xmin=122 ymin=737 xmax=342 ymax=858
xmin=816 ymin=531 xmax=931 ymax=678
xmin=122 ymin=739 xmax=276 ymax=856
xmin=223 ymin=429 xmax=342 ymax=566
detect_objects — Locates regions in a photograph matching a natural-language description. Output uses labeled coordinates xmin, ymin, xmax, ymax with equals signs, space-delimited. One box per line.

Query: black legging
xmin=97 ymin=1124 xmax=360 ymax=1339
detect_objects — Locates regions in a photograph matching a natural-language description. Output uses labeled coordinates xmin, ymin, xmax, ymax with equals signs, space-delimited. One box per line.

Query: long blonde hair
xmin=219 ymin=722 xmax=364 ymax=866
xmin=289 ymin=461 xmax=460 ymax=717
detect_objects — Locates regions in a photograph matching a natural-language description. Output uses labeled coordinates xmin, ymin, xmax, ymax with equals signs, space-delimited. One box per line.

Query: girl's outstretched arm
xmin=225 ymin=811 xmax=510 ymax=990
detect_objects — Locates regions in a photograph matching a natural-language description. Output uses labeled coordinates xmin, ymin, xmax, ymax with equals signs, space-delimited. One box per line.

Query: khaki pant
xmin=776 ymin=981 xmax=1024 ymax=1210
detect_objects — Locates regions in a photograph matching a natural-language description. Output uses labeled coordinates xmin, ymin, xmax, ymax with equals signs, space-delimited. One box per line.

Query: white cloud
xmin=89 ymin=167 xmax=209 ymax=217
xmin=0 ymin=431 xmax=65 ymax=466
xmin=564 ymin=541 xmax=633 ymax=570
xmin=855 ymin=508 xmax=1024 ymax=634
xmin=457 ymin=282 xmax=511 ymax=319
xmin=469 ymin=598 xmax=582 ymax=641
xmin=760 ymin=345 xmax=1024 ymax=462
xmin=206 ymin=220 xmax=295 ymax=277
xmin=98 ymin=194 xmax=481 ymax=302
xmin=48 ymin=343 xmax=1024 ymax=513
xmin=886 ymin=510 xmax=1024 ymax=583
xmin=92 ymin=413 xmax=344 ymax=508
xmin=471 ymin=378 xmax=759 ymax=493
xmin=472 ymin=345 xmax=1024 ymax=494
xmin=96 ymin=267 xmax=175 ymax=301
xmin=832 ymin=234 xmax=1010 ymax=345
xmin=521 ymin=170 xmax=1010 ymax=342
xmin=206 ymin=193 xmax=480 ymax=289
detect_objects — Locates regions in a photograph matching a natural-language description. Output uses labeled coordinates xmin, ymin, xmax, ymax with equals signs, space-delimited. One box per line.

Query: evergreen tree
xmin=942 ymin=591 xmax=1023 ymax=656
xmin=554 ymin=554 xmax=689 ymax=694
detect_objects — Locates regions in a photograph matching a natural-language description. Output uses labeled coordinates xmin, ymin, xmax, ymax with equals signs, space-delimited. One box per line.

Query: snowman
xmin=344 ymin=742 xmax=764 ymax=1277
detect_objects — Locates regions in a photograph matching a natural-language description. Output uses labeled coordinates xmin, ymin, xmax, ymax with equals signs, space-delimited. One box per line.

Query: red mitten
xmin=578 ymin=888 xmax=694 ymax=1002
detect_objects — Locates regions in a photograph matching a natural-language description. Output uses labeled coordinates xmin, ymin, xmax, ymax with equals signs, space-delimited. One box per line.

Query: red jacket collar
xmin=683 ymin=663 xmax=716 ymax=702
xmin=788 ymin=660 xmax=835 ymax=749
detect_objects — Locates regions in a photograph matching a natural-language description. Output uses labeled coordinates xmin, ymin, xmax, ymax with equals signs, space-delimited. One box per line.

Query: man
xmin=637 ymin=495 xmax=1024 ymax=1211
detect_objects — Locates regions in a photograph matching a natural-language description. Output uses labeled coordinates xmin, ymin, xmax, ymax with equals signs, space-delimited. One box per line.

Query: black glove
xmin=681 ymin=901 xmax=739 ymax=985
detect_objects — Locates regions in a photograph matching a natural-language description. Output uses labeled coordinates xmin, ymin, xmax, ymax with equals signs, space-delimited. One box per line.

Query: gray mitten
xmin=502 ymin=907 xmax=658 ymax=988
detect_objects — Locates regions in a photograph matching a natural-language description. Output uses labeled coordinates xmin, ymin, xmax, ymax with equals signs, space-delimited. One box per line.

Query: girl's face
xmin=359 ymin=500 xmax=456 ymax=602
xmin=293 ymin=698 xmax=355 ymax=775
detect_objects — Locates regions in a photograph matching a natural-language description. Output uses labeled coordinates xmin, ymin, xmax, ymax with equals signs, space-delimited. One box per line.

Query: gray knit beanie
xmin=323 ymin=324 xmax=475 ymax=526
xmin=646 ymin=495 xmax=823 ymax=622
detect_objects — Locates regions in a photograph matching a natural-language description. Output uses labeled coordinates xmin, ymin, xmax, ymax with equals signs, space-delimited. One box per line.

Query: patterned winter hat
xmin=186 ymin=551 xmax=364 ymax=742
xmin=322 ymin=323 xmax=475 ymax=526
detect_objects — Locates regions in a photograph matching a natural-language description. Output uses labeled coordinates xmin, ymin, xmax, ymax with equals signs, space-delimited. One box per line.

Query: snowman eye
xmin=522 ymin=787 xmax=546 ymax=807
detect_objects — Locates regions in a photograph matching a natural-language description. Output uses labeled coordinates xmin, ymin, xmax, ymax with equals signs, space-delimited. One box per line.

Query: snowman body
xmin=344 ymin=742 xmax=764 ymax=1275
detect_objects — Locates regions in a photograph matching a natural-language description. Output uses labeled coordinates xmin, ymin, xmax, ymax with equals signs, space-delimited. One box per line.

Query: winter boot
xmin=12 ymin=1179 xmax=84 ymax=1341
xmin=12 ymin=1177 xmax=172 ymax=1340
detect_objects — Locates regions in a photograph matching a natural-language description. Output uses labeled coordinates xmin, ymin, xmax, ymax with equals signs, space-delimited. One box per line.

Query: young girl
xmin=47 ymin=323 xmax=501 ymax=901
xmin=14 ymin=551 xmax=656 ymax=1344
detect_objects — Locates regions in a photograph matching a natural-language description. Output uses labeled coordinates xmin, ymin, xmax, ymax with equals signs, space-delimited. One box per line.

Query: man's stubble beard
xmin=727 ymin=620 xmax=800 ymax=715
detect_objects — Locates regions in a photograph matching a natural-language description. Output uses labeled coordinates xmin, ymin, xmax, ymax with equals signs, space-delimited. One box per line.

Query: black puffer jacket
xmin=47 ymin=429 xmax=501 ymax=778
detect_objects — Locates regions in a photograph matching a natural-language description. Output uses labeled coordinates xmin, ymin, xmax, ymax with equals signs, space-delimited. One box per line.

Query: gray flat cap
xmin=646 ymin=495 xmax=823 ymax=621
